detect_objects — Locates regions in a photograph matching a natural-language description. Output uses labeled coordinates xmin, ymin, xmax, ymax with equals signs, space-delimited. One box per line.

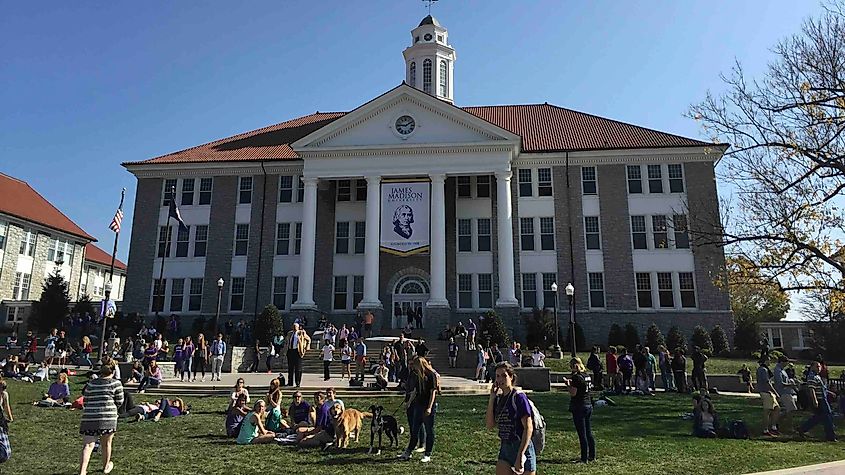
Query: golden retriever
xmin=329 ymin=402 xmax=372 ymax=448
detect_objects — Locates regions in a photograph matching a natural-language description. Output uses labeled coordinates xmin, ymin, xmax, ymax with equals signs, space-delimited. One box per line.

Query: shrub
xmin=255 ymin=305 xmax=284 ymax=345
xmin=645 ymin=323 xmax=665 ymax=353
xmin=565 ymin=322 xmax=586 ymax=354
xmin=710 ymin=325 xmax=731 ymax=356
xmin=666 ymin=326 xmax=687 ymax=353
xmin=523 ymin=308 xmax=559 ymax=349
xmin=481 ymin=311 xmax=510 ymax=348
xmin=691 ymin=325 xmax=713 ymax=351
xmin=607 ymin=324 xmax=624 ymax=347
xmin=733 ymin=318 xmax=760 ymax=352
xmin=623 ymin=323 xmax=641 ymax=350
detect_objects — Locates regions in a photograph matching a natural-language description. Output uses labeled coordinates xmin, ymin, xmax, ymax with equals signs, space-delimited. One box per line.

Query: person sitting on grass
xmin=295 ymin=391 xmax=334 ymax=449
xmin=0 ymin=378 xmax=13 ymax=423
xmin=288 ymin=391 xmax=312 ymax=428
xmin=33 ymin=372 xmax=71 ymax=407
xmin=226 ymin=393 xmax=249 ymax=437
xmin=737 ymin=364 xmax=753 ymax=393
xmin=692 ymin=396 xmax=720 ymax=438
xmin=237 ymin=400 xmax=277 ymax=445
xmin=137 ymin=360 xmax=162 ymax=393
xmin=264 ymin=378 xmax=286 ymax=432
xmin=128 ymin=361 xmax=143 ymax=385
xmin=228 ymin=378 xmax=251 ymax=411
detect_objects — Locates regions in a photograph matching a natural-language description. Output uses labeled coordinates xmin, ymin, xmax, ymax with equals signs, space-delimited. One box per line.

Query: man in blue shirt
xmin=210 ymin=333 xmax=227 ymax=382
xmin=354 ymin=337 xmax=368 ymax=381
xmin=798 ymin=361 xmax=838 ymax=442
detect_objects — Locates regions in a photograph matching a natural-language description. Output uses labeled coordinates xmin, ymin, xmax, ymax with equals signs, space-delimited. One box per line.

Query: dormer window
xmin=439 ymin=60 xmax=448 ymax=97
xmin=423 ymin=59 xmax=432 ymax=94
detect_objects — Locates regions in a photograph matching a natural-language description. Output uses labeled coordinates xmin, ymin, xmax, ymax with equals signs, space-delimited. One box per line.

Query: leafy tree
xmin=726 ymin=256 xmax=790 ymax=350
xmin=645 ymin=323 xmax=665 ymax=353
xmin=481 ymin=311 xmax=510 ymax=348
xmin=666 ymin=326 xmax=687 ymax=353
xmin=607 ymin=324 xmax=624 ymax=347
xmin=691 ymin=325 xmax=713 ymax=352
xmin=565 ymin=322 xmax=586 ymax=354
xmin=255 ymin=304 xmax=284 ymax=345
xmin=29 ymin=269 xmax=70 ymax=333
xmin=802 ymin=287 xmax=845 ymax=359
xmin=623 ymin=323 xmax=640 ymax=350
xmin=523 ymin=308 xmax=560 ymax=349
xmin=710 ymin=325 xmax=731 ymax=356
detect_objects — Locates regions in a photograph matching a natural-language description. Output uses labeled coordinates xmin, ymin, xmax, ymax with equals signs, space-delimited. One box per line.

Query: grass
xmin=2 ymin=377 xmax=843 ymax=474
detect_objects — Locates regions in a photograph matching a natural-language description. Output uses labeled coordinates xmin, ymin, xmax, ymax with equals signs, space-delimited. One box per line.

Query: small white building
xmin=80 ymin=243 xmax=127 ymax=303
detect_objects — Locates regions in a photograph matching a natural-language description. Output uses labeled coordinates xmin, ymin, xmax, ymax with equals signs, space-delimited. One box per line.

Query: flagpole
xmin=99 ymin=188 xmax=126 ymax=362
xmin=156 ymin=186 xmax=175 ymax=322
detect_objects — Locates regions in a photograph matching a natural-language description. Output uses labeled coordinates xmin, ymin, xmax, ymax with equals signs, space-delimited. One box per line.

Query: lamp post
xmin=98 ymin=282 xmax=113 ymax=363
xmin=565 ymin=282 xmax=576 ymax=357
xmin=214 ymin=278 xmax=224 ymax=335
xmin=550 ymin=282 xmax=563 ymax=359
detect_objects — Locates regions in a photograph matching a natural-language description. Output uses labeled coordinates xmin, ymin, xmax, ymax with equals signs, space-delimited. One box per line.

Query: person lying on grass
xmin=32 ymin=372 xmax=71 ymax=407
xmin=120 ymin=398 xmax=188 ymax=422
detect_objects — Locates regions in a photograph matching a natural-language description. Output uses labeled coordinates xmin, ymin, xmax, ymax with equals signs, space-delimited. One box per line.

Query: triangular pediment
xmin=292 ymin=84 xmax=520 ymax=152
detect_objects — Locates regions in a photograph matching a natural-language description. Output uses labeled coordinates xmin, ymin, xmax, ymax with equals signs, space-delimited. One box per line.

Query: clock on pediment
xmin=394 ymin=114 xmax=416 ymax=138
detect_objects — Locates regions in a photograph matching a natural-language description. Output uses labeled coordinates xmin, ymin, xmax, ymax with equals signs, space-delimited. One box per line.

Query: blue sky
xmin=0 ymin=0 xmax=823 ymax=268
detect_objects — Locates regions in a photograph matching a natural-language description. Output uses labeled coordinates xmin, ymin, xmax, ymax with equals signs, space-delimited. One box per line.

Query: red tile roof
xmin=84 ymin=243 xmax=127 ymax=270
xmin=0 ymin=173 xmax=96 ymax=241
xmin=124 ymin=103 xmax=710 ymax=166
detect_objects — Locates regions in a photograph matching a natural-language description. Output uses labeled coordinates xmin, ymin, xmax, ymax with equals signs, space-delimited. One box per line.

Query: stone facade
xmin=552 ymin=164 xmax=589 ymax=312
xmin=312 ymin=181 xmax=337 ymax=315
xmin=200 ymin=176 xmax=237 ymax=317
xmin=598 ymin=164 xmax=636 ymax=309
xmin=123 ymin=178 xmax=162 ymax=315
xmin=0 ymin=224 xmax=24 ymax=303
xmin=244 ymin=173 xmax=279 ymax=316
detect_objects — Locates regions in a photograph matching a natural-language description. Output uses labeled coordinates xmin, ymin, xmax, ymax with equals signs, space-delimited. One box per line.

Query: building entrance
xmin=391 ymin=275 xmax=429 ymax=329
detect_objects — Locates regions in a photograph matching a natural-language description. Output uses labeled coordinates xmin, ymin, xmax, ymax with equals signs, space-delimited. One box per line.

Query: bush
xmin=733 ymin=318 xmax=760 ymax=352
xmin=565 ymin=322 xmax=586 ymax=354
xmin=607 ymin=324 xmax=624 ymax=347
xmin=645 ymin=323 xmax=665 ymax=353
xmin=752 ymin=349 xmax=784 ymax=361
xmin=691 ymin=325 xmax=713 ymax=351
xmin=523 ymin=308 xmax=560 ymax=349
xmin=710 ymin=325 xmax=731 ymax=356
xmin=255 ymin=305 xmax=284 ymax=345
xmin=623 ymin=323 xmax=641 ymax=350
xmin=481 ymin=311 xmax=510 ymax=348
xmin=29 ymin=269 xmax=71 ymax=333
xmin=666 ymin=326 xmax=687 ymax=353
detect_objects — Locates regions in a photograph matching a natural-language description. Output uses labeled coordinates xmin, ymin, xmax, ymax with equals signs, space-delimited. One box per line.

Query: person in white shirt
xmin=375 ymin=361 xmax=389 ymax=390
xmin=321 ymin=340 xmax=335 ymax=381
xmin=531 ymin=347 xmax=546 ymax=367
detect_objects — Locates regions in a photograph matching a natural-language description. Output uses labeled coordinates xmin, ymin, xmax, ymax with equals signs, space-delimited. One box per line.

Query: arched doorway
xmin=391 ymin=275 xmax=430 ymax=329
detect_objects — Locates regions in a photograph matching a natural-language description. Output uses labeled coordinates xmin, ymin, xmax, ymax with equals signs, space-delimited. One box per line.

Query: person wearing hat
xmin=773 ymin=354 xmax=798 ymax=433
xmin=756 ymin=356 xmax=781 ymax=437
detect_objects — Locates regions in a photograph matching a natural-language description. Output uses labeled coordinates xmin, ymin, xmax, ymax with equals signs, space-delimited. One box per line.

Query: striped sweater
xmin=80 ymin=377 xmax=124 ymax=432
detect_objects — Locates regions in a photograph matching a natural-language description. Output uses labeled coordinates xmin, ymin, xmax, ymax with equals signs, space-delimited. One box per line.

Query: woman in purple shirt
xmin=486 ymin=361 xmax=536 ymax=475
xmin=34 ymin=372 xmax=71 ymax=407
xmin=181 ymin=337 xmax=194 ymax=382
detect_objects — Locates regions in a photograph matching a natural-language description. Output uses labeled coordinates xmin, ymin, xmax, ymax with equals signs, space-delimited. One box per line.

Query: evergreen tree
xmin=523 ymin=308 xmax=557 ymax=349
xmin=607 ymin=323 xmax=624 ymax=347
xmin=72 ymin=294 xmax=96 ymax=320
xmin=691 ymin=325 xmax=713 ymax=352
xmin=255 ymin=305 xmax=284 ymax=345
xmin=565 ymin=322 xmax=586 ymax=354
xmin=623 ymin=323 xmax=640 ymax=350
xmin=482 ymin=311 xmax=510 ymax=348
xmin=710 ymin=325 xmax=731 ymax=356
xmin=645 ymin=323 xmax=665 ymax=353
xmin=29 ymin=269 xmax=70 ymax=333
xmin=666 ymin=326 xmax=687 ymax=353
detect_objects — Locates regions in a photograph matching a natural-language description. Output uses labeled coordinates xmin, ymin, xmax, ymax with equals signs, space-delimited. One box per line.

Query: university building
xmin=122 ymin=16 xmax=732 ymax=344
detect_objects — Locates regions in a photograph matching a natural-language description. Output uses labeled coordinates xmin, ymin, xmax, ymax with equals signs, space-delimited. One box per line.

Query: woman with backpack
xmin=80 ymin=336 xmax=94 ymax=367
xmin=569 ymin=357 xmax=596 ymax=463
xmin=486 ymin=361 xmax=536 ymax=475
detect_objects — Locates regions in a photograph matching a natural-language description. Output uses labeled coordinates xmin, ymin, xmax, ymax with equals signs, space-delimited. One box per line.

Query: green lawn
xmin=2 ymin=377 xmax=843 ymax=475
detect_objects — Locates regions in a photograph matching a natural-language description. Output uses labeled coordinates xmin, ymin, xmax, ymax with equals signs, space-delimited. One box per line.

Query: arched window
xmin=439 ymin=60 xmax=448 ymax=96
xmin=409 ymin=62 xmax=416 ymax=87
xmin=423 ymin=59 xmax=432 ymax=94
xmin=394 ymin=276 xmax=430 ymax=295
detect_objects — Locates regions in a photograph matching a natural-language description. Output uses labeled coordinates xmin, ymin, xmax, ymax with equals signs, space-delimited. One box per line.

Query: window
xmin=163 ymin=179 xmax=177 ymax=206
xmin=12 ymin=272 xmax=31 ymax=300
xmin=652 ymin=215 xmax=668 ymax=249
xmin=188 ymin=278 xmax=203 ymax=311
xmin=234 ymin=224 xmax=249 ymax=256
xmin=409 ymin=62 xmax=416 ymax=87
xmin=657 ymin=272 xmax=674 ymax=308
xmin=337 ymin=180 xmax=351 ymax=201
xmin=478 ymin=274 xmax=493 ymax=308
xmin=194 ymin=225 xmax=208 ymax=257
xmin=668 ymin=164 xmax=684 ymax=192
xmin=230 ymin=277 xmax=245 ymax=311
xmin=333 ymin=276 xmax=348 ymax=310
xmin=294 ymin=223 xmax=302 ymax=255
xmin=279 ymin=175 xmax=293 ymax=203
xmin=457 ymin=176 xmax=472 ymax=198
xmin=439 ymin=59 xmax=448 ymax=96
xmin=477 ymin=219 xmax=492 ymax=252
xmin=355 ymin=179 xmax=367 ymax=201
xmin=588 ymin=272 xmax=605 ymax=308
xmin=0 ymin=220 xmax=6 ymax=250
xmin=47 ymin=238 xmax=74 ymax=263
xmin=354 ymin=222 xmax=366 ymax=254
xmin=581 ymin=167 xmax=597 ymax=195
xmin=199 ymin=177 xmax=213 ymax=205
xmin=157 ymin=226 xmax=172 ymax=258
xmin=423 ymin=59 xmax=432 ymax=93
xmin=239 ymin=177 xmax=252 ymax=204
xmin=458 ymin=219 xmax=472 ymax=252
xmin=647 ymin=165 xmax=663 ymax=193
xmin=335 ymin=222 xmax=349 ymax=254
xmin=6 ymin=308 xmax=22 ymax=323
xmin=540 ymin=217 xmax=555 ymax=250
xmin=673 ymin=215 xmax=690 ymax=249
xmin=520 ymin=218 xmax=535 ymax=251
xmin=273 ymin=276 xmax=287 ymax=310
xmin=631 ymin=216 xmax=647 ymax=250
xmin=353 ymin=275 xmax=364 ymax=308
xmin=175 ymin=225 xmax=190 ymax=257
xmin=291 ymin=276 xmax=299 ymax=305
xmin=151 ymin=279 xmax=166 ymax=312
xmin=636 ymin=273 xmax=653 ymax=308
xmin=518 ymin=169 xmax=533 ymax=197
xmin=627 ymin=165 xmax=642 ymax=194
xmin=297 ymin=177 xmax=304 ymax=202
xmin=181 ymin=178 xmax=195 ymax=205
xmin=170 ymin=278 xmax=184 ymax=313
xmin=276 ymin=223 xmax=290 ymax=255
xmin=19 ymin=229 xmax=35 ymax=256
xmin=473 ymin=176 xmax=489 ymax=198
xmin=585 ymin=216 xmax=601 ymax=250
xmin=458 ymin=274 xmax=472 ymax=309
xmin=542 ymin=273 xmax=557 ymax=309
xmin=537 ymin=168 xmax=552 ymax=196
xmin=521 ymin=273 xmax=537 ymax=308
xmin=679 ymin=272 xmax=696 ymax=308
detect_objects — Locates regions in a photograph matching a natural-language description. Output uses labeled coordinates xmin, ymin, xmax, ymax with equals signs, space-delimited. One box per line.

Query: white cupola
xmin=402 ymin=15 xmax=456 ymax=103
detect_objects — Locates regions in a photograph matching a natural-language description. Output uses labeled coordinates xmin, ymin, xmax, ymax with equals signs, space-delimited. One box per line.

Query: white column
xmin=495 ymin=170 xmax=519 ymax=306
xmin=427 ymin=173 xmax=449 ymax=307
xmin=360 ymin=175 xmax=382 ymax=308
xmin=292 ymin=177 xmax=318 ymax=308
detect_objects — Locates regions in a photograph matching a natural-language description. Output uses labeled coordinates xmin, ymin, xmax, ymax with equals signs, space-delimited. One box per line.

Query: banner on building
xmin=380 ymin=179 xmax=430 ymax=256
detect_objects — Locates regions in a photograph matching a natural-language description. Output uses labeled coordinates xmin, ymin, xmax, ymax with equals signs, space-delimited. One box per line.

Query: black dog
xmin=368 ymin=404 xmax=403 ymax=454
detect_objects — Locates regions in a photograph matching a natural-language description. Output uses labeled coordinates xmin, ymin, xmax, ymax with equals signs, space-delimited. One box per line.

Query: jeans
xmin=138 ymin=376 xmax=160 ymax=392
xmin=323 ymin=360 xmax=331 ymax=380
xmin=182 ymin=357 xmax=193 ymax=380
xmin=647 ymin=370 xmax=656 ymax=391
xmin=406 ymin=403 xmax=436 ymax=456
xmin=799 ymin=407 xmax=837 ymax=441
xmin=661 ymin=367 xmax=675 ymax=391
xmin=211 ymin=356 xmax=224 ymax=380
xmin=571 ymin=405 xmax=596 ymax=462
xmin=81 ymin=353 xmax=92 ymax=367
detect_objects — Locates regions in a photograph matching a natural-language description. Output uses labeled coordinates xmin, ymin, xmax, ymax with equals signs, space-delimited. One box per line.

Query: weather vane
xmin=423 ymin=0 xmax=438 ymax=15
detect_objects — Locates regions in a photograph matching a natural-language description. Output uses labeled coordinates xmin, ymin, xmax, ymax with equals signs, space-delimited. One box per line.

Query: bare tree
xmin=689 ymin=1 xmax=845 ymax=293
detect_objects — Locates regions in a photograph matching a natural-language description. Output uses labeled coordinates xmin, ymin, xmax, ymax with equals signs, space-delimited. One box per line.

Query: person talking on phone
xmin=569 ymin=357 xmax=596 ymax=463
xmin=486 ymin=362 xmax=536 ymax=475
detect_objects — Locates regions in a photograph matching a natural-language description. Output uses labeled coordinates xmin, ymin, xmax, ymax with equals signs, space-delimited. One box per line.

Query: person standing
xmin=671 ymin=349 xmax=688 ymax=394
xmin=569 ymin=357 xmax=596 ymax=463
xmin=363 ymin=311 xmax=375 ymax=338
xmin=398 ymin=357 xmax=438 ymax=463
xmin=691 ymin=346 xmax=709 ymax=392
xmin=44 ymin=329 xmax=58 ymax=366
xmin=757 ymin=357 xmax=781 ymax=437
xmin=658 ymin=345 xmax=675 ymax=392
xmin=486 ymin=362 xmax=536 ymax=475
xmin=56 ymin=330 xmax=69 ymax=367
xmin=210 ymin=333 xmax=227 ymax=382
xmin=23 ymin=331 xmax=37 ymax=364
xmin=193 ymin=333 xmax=208 ymax=382
xmin=172 ymin=339 xmax=185 ymax=378
xmin=248 ymin=341 xmax=261 ymax=373
xmin=466 ymin=318 xmax=477 ymax=351
xmin=272 ymin=331 xmax=285 ymax=373
xmin=80 ymin=336 xmax=94 ymax=367
xmin=773 ymin=355 xmax=797 ymax=434
xmin=447 ymin=338 xmax=459 ymax=368
xmin=586 ymin=347 xmax=603 ymax=391
xmin=797 ymin=361 xmax=838 ymax=442
xmin=182 ymin=336 xmax=194 ymax=382
xmin=286 ymin=323 xmax=311 ymax=388
xmin=78 ymin=357 xmax=123 ymax=475
xmin=605 ymin=347 xmax=619 ymax=393
xmin=354 ymin=337 xmax=368 ymax=382
xmin=645 ymin=347 xmax=657 ymax=392
xmin=321 ymin=340 xmax=334 ymax=381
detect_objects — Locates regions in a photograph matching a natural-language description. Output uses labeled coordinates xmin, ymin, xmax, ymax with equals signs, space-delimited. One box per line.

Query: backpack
xmin=510 ymin=390 xmax=546 ymax=454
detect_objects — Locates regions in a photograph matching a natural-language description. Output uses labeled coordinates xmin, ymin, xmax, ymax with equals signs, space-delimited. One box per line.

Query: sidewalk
xmin=745 ymin=460 xmax=845 ymax=475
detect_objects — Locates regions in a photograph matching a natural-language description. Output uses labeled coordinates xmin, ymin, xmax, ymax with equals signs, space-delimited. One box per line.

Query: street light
xmin=550 ymin=282 xmax=563 ymax=359
xmin=98 ymin=281 xmax=113 ymax=363
xmin=565 ymin=282 xmax=576 ymax=357
xmin=214 ymin=278 xmax=224 ymax=335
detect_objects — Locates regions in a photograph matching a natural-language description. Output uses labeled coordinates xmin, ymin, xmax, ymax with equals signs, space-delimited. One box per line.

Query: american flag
xmin=109 ymin=208 xmax=123 ymax=233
